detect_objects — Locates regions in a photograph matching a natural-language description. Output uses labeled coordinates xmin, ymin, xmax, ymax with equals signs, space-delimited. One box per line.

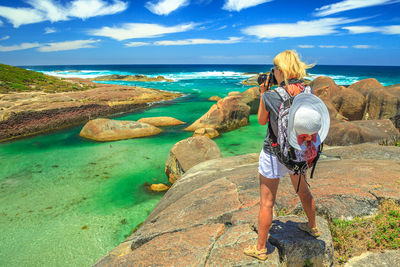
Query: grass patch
xmin=0 ymin=63 xmax=93 ymax=93
xmin=329 ymin=200 xmax=400 ymax=264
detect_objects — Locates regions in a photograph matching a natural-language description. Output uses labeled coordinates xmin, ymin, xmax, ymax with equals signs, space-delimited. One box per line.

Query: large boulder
xmin=310 ymin=76 xmax=341 ymax=101
xmin=331 ymin=86 xmax=366 ymax=121
xmin=325 ymin=119 xmax=400 ymax=146
xmin=185 ymin=95 xmax=250 ymax=132
xmin=362 ymin=86 xmax=400 ymax=121
xmin=241 ymin=74 xmax=260 ymax=86
xmin=137 ymin=116 xmax=184 ymax=126
xmin=348 ymin=78 xmax=384 ymax=96
xmin=164 ymin=136 xmax=222 ymax=183
xmin=239 ymin=86 xmax=260 ymax=114
xmin=79 ymin=118 xmax=161 ymax=141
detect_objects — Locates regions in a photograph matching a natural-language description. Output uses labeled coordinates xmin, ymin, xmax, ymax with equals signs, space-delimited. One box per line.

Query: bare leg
xmin=256 ymin=174 xmax=280 ymax=250
xmin=289 ymin=173 xmax=316 ymax=228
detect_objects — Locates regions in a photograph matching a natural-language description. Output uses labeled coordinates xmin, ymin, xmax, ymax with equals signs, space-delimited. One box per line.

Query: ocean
xmin=1 ymin=64 xmax=399 ymax=267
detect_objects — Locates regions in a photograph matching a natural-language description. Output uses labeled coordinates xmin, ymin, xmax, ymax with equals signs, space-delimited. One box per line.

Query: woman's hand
xmin=259 ymin=76 xmax=270 ymax=94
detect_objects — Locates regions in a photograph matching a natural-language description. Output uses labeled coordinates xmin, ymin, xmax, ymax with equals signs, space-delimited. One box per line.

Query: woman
xmin=243 ymin=50 xmax=322 ymax=261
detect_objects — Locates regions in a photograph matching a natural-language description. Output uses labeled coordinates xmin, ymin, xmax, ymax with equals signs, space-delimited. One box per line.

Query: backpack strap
xmin=309 ymin=143 xmax=324 ymax=179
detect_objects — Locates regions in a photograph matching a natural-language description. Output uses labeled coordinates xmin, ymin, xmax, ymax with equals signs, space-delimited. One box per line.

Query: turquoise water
xmin=0 ymin=74 xmax=266 ymax=267
xmin=2 ymin=64 xmax=400 ymax=267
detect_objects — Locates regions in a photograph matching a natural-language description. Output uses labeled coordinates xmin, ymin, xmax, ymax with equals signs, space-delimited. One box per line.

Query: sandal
xmin=298 ymin=222 xmax=321 ymax=237
xmin=243 ymin=244 xmax=267 ymax=261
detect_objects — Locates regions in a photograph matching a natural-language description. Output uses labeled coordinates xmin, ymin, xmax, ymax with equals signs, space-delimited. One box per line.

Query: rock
xmin=331 ymin=86 xmax=366 ymax=121
xmin=94 ymin=153 xmax=338 ymax=266
xmin=344 ymin=250 xmax=400 ymax=267
xmin=149 ymin=183 xmax=169 ymax=192
xmin=0 ymin=79 xmax=181 ymax=143
xmin=240 ymin=86 xmax=260 ymax=114
xmin=164 ymin=136 xmax=222 ymax=183
xmin=323 ymin=143 xmax=400 ymax=161
xmin=310 ymin=76 xmax=341 ymax=101
xmin=185 ymin=95 xmax=250 ymax=132
xmin=228 ymin=91 xmax=241 ymax=96
xmin=193 ymin=127 xmax=219 ymax=139
xmin=242 ymin=74 xmax=262 ymax=86
xmin=137 ymin=116 xmax=184 ymax=126
xmin=348 ymin=78 xmax=384 ymax=96
xmin=208 ymin=95 xmax=221 ymax=101
xmin=268 ymin=215 xmax=333 ymax=267
xmin=362 ymin=86 xmax=400 ymax=122
xmin=325 ymin=119 xmax=400 ymax=146
xmin=93 ymin=74 xmax=173 ymax=82
xmin=79 ymin=118 xmax=162 ymax=141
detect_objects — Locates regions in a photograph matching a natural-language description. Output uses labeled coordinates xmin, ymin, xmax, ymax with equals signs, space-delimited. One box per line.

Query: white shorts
xmin=258 ymin=149 xmax=294 ymax=179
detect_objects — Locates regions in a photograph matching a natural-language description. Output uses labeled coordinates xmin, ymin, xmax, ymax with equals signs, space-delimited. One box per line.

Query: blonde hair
xmin=273 ymin=50 xmax=313 ymax=85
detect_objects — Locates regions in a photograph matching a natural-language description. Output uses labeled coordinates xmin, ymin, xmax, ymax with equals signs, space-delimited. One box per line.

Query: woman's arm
xmin=258 ymin=80 xmax=270 ymax=125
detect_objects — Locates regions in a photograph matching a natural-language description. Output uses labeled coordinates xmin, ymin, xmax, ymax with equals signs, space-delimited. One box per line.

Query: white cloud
xmin=342 ymin=26 xmax=379 ymax=34
xmin=298 ymin=45 xmax=314 ymax=48
xmin=0 ymin=35 xmax=10 ymax=41
xmin=242 ymin=17 xmax=362 ymax=39
xmin=89 ymin=22 xmax=196 ymax=41
xmin=343 ymin=25 xmax=400 ymax=34
xmin=353 ymin=45 xmax=373 ymax=49
xmin=222 ymin=0 xmax=273 ymax=12
xmin=314 ymin=0 xmax=400 ymax=17
xmin=38 ymin=39 xmax=100 ymax=52
xmin=319 ymin=45 xmax=348 ymax=48
xmin=44 ymin=27 xmax=56 ymax=34
xmin=146 ymin=0 xmax=189 ymax=15
xmin=125 ymin=42 xmax=151 ymax=47
xmin=0 ymin=42 xmax=41 ymax=52
xmin=0 ymin=0 xmax=128 ymax=28
xmin=0 ymin=6 xmax=45 ymax=28
xmin=154 ymin=37 xmax=242 ymax=45
xmin=382 ymin=25 xmax=400 ymax=34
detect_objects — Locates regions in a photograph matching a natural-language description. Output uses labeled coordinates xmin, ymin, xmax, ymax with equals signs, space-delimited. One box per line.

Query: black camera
xmin=257 ymin=69 xmax=277 ymax=88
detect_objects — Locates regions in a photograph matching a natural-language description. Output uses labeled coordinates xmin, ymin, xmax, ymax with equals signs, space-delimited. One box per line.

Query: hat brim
xmin=288 ymin=93 xmax=330 ymax=151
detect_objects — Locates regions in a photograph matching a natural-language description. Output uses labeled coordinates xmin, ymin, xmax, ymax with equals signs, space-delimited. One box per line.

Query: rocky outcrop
xmin=93 ymin=74 xmax=173 ymax=82
xmin=239 ymin=86 xmax=260 ymax=114
xmin=331 ymin=86 xmax=366 ymax=121
xmin=0 ymin=79 xmax=181 ymax=142
xmin=193 ymin=127 xmax=220 ymax=139
xmin=94 ymin=153 xmax=334 ymax=267
xmin=325 ymin=119 xmax=400 ymax=146
xmin=137 ymin=116 xmax=184 ymax=126
xmin=164 ymin=136 xmax=222 ymax=183
xmin=208 ymin=95 xmax=221 ymax=101
xmin=228 ymin=91 xmax=241 ymax=96
xmin=276 ymin=143 xmax=400 ymax=220
xmin=79 ymin=118 xmax=161 ymax=141
xmin=348 ymin=78 xmax=384 ymax=96
xmin=241 ymin=74 xmax=261 ymax=86
xmin=185 ymin=96 xmax=250 ymax=132
xmin=344 ymin=250 xmax=400 ymax=267
xmin=310 ymin=76 xmax=341 ymax=101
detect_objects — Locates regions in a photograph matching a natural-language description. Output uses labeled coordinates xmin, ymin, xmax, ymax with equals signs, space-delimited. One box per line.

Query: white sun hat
xmin=288 ymin=93 xmax=330 ymax=150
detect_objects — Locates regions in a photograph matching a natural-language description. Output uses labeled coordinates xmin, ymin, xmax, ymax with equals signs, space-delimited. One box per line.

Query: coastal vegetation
xmin=0 ymin=63 xmax=93 ymax=93
xmin=329 ymin=200 xmax=400 ymax=264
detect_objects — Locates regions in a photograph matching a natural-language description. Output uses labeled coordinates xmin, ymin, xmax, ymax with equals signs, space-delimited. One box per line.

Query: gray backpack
xmin=268 ymin=83 xmax=322 ymax=192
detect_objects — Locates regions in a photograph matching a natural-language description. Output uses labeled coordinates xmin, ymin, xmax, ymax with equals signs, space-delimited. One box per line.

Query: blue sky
xmin=0 ymin=0 xmax=399 ymax=66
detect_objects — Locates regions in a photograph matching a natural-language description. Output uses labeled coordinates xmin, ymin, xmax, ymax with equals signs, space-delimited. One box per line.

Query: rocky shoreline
xmin=0 ymin=78 xmax=182 ymax=142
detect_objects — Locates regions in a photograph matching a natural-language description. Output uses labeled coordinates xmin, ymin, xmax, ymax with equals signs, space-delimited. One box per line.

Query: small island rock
xmin=79 ymin=118 xmax=161 ymax=141
xmin=193 ymin=127 xmax=220 ymax=139
xmin=138 ymin=117 xmax=184 ymax=127
xmin=208 ymin=96 xmax=221 ymax=101
xmin=150 ymin=183 xmax=170 ymax=192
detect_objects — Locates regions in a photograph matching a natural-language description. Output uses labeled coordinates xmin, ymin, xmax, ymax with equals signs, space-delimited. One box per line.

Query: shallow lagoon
xmin=0 ymin=77 xmax=266 ymax=266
